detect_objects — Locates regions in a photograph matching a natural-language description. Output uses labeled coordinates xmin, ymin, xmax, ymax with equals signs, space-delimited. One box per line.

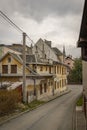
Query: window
xmin=40 ymin=84 xmax=43 ymax=95
xmin=54 ymin=66 xmax=56 ymax=74
xmin=49 ymin=66 xmax=51 ymax=73
xmin=57 ymin=82 xmax=59 ymax=88
xmin=8 ymin=57 xmax=11 ymax=63
xmin=46 ymin=66 xmax=48 ymax=71
xmin=45 ymin=54 xmax=46 ymax=59
xmin=51 ymin=82 xmax=53 ymax=86
xmin=57 ymin=66 xmax=59 ymax=74
xmin=40 ymin=66 xmax=43 ymax=71
xmin=44 ymin=83 xmax=47 ymax=93
xmin=55 ymin=81 xmax=56 ymax=89
xmin=48 ymin=82 xmax=50 ymax=86
xmin=2 ymin=65 xmax=8 ymax=74
xmin=11 ymin=65 xmax=17 ymax=73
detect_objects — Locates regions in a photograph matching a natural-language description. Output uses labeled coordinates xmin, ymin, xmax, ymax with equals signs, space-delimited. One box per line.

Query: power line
xmin=26 ymin=34 xmax=35 ymax=46
xmin=0 ymin=11 xmax=50 ymax=60
xmin=0 ymin=10 xmax=23 ymax=33
xmin=0 ymin=10 xmax=36 ymax=46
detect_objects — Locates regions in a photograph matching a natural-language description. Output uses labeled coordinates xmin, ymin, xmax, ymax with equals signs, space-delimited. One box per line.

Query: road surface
xmin=0 ymin=85 xmax=82 ymax=130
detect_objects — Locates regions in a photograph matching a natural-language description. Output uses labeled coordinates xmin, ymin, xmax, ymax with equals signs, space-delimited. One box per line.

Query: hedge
xmin=0 ymin=90 xmax=21 ymax=116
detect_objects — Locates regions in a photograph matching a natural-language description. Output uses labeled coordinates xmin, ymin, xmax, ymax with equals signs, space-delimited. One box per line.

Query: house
xmin=64 ymin=55 xmax=74 ymax=70
xmin=0 ymin=40 xmax=68 ymax=103
xmin=78 ymin=0 xmax=87 ymax=116
xmin=33 ymin=38 xmax=68 ymax=92
xmin=0 ymin=52 xmax=54 ymax=102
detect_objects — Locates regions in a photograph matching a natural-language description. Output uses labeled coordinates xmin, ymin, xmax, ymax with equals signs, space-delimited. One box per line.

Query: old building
xmin=64 ymin=55 xmax=74 ymax=70
xmin=0 ymin=52 xmax=54 ymax=102
xmin=0 ymin=39 xmax=68 ymax=102
xmin=33 ymin=38 xmax=68 ymax=93
xmin=78 ymin=0 xmax=87 ymax=116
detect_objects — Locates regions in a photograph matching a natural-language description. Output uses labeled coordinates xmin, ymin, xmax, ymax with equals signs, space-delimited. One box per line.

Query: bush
xmin=77 ymin=96 xmax=83 ymax=106
xmin=0 ymin=90 xmax=21 ymax=116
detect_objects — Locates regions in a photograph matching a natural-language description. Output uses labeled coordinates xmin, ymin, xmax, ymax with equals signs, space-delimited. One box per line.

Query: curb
xmin=0 ymin=89 xmax=71 ymax=126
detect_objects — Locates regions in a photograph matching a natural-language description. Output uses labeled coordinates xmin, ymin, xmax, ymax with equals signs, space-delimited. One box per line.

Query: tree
xmin=68 ymin=58 xmax=82 ymax=84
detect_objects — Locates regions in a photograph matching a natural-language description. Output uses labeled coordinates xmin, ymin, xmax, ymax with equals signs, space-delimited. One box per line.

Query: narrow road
xmin=0 ymin=85 xmax=82 ymax=130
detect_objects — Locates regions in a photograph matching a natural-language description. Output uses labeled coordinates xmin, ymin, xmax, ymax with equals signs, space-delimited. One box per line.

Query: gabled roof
xmin=35 ymin=38 xmax=63 ymax=62
xmin=36 ymin=38 xmax=43 ymax=44
xmin=0 ymin=51 xmax=23 ymax=63
xmin=0 ymin=52 xmax=39 ymax=75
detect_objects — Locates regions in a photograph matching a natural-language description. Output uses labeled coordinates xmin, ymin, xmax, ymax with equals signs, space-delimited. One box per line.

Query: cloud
xmin=0 ymin=0 xmax=84 ymax=21
xmin=0 ymin=0 xmax=84 ymax=57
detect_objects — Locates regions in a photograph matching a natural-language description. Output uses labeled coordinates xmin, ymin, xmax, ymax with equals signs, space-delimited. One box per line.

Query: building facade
xmin=0 ymin=40 xmax=68 ymax=102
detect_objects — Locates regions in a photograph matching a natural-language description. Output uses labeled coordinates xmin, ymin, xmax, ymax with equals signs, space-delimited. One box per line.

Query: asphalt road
xmin=0 ymin=85 xmax=82 ymax=130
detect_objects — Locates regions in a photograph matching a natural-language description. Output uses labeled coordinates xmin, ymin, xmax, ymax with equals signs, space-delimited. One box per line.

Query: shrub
xmin=77 ymin=96 xmax=83 ymax=106
xmin=0 ymin=90 xmax=21 ymax=116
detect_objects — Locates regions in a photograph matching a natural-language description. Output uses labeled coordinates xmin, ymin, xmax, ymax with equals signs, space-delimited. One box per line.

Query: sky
xmin=0 ymin=0 xmax=85 ymax=58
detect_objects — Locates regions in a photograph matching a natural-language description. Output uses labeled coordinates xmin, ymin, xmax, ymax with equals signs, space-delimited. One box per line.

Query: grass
xmin=77 ymin=96 xmax=83 ymax=106
xmin=19 ymin=100 xmax=46 ymax=112
xmin=28 ymin=100 xmax=46 ymax=109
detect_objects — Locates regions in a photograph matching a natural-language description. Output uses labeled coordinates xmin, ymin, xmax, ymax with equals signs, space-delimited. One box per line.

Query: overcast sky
xmin=0 ymin=0 xmax=85 ymax=57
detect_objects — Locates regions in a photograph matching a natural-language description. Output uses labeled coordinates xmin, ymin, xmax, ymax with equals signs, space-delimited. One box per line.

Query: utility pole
xmin=23 ymin=32 xmax=27 ymax=103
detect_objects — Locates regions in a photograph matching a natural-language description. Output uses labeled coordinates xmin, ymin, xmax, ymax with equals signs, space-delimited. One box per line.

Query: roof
xmin=20 ymin=54 xmax=36 ymax=63
xmin=44 ymin=40 xmax=52 ymax=47
xmin=65 ymin=56 xmax=74 ymax=61
xmin=7 ymin=82 xmax=23 ymax=90
xmin=78 ymin=0 xmax=87 ymax=47
xmin=0 ymin=51 xmax=23 ymax=63
xmin=52 ymin=47 xmax=63 ymax=56
xmin=53 ymin=61 xmax=69 ymax=68
xmin=36 ymin=38 xmax=43 ymax=45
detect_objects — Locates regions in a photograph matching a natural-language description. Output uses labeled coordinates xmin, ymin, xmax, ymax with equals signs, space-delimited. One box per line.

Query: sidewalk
xmin=76 ymin=106 xmax=86 ymax=130
xmin=40 ymin=89 xmax=71 ymax=102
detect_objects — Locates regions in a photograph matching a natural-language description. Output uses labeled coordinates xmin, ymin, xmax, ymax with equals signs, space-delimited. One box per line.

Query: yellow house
xmin=0 ymin=52 xmax=30 ymax=82
xmin=0 ymin=52 xmax=54 ymax=102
